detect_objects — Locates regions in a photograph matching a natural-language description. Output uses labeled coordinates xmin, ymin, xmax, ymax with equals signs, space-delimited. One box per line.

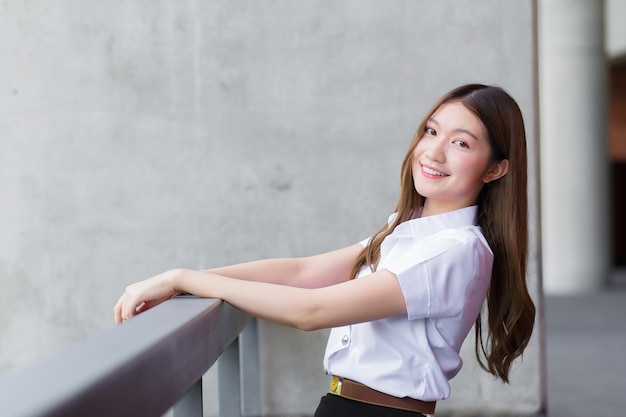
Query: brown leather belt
xmin=329 ymin=375 xmax=436 ymax=415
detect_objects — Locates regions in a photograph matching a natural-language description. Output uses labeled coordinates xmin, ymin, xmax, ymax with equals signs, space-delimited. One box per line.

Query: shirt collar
xmin=391 ymin=205 xmax=479 ymax=239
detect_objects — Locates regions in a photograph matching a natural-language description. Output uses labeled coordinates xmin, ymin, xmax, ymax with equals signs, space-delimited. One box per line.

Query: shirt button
xmin=341 ymin=335 xmax=349 ymax=346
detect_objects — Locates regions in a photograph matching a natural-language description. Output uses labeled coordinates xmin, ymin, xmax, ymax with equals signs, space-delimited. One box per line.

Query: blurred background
xmin=0 ymin=1 xmax=624 ymax=416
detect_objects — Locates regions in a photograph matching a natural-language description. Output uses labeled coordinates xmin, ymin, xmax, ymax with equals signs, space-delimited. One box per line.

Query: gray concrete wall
xmin=0 ymin=1 xmax=542 ymax=416
xmin=606 ymin=0 xmax=626 ymax=57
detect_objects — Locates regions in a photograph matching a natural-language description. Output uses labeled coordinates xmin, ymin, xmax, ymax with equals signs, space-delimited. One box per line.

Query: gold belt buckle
xmin=330 ymin=375 xmax=343 ymax=395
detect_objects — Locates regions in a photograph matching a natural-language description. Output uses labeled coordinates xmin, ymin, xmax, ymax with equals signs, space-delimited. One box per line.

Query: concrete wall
xmin=606 ymin=0 xmax=626 ymax=58
xmin=0 ymin=1 xmax=543 ymax=416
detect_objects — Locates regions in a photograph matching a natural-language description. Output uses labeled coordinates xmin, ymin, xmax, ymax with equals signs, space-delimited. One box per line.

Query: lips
xmin=421 ymin=164 xmax=449 ymax=177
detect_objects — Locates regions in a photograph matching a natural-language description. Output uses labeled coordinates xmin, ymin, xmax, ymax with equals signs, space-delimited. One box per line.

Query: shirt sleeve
xmin=381 ymin=230 xmax=493 ymax=320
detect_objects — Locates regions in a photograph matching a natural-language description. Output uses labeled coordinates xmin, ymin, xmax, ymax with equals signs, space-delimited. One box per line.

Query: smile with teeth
xmin=422 ymin=165 xmax=449 ymax=177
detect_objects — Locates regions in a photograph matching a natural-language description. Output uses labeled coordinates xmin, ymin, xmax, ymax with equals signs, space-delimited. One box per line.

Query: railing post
xmin=172 ymin=379 xmax=203 ymax=417
xmin=219 ymin=337 xmax=242 ymax=417
xmin=240 ymin=319 xmax=260 ymax=416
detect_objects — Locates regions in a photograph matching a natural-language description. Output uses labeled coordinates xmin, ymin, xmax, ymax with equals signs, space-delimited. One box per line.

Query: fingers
xmin=113 ymin=289 xmax=142 ymax=324
xmin=113 ymin=297 xmax=122 ymax=324
xmin=113 ymin=271 xmax=181 ymax=324
xmin=114 ymin=295 xmax=128 ymax=324
xmin=113 ymin=288 xmax=171 ymax=324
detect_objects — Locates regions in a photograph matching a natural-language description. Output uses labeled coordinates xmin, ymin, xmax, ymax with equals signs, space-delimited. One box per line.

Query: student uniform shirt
xmin=323 ymin=205 xmax=493 ymax=401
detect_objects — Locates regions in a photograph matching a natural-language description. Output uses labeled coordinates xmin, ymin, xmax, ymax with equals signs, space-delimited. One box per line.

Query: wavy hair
xmin=349 ymin=84 xmax=535 ymax=382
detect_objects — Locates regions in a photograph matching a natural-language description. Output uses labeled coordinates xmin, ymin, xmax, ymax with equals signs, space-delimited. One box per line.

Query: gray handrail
xmin=0 ymin=296 xmax=257 ymax=417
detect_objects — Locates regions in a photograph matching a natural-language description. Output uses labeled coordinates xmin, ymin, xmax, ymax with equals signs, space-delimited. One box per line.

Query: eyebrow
xmin=428 ymin=117 xmax=481 ymax=142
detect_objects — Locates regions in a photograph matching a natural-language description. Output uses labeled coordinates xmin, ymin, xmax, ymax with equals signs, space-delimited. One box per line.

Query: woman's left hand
xmin=113 ymin=269 xmax=184 ymax=324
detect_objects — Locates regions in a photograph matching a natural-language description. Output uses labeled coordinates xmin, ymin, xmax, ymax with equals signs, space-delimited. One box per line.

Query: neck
xmin=421 ymin=199 xmax=475 ymax=217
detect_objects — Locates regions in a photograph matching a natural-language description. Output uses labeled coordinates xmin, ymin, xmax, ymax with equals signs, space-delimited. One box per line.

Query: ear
xmin=483 ymin=159 xmax=509 ymax=184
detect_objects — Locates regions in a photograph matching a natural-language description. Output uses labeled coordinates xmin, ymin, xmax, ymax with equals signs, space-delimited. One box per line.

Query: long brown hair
xmin=349 ymin=84 xmax=535 ymax=383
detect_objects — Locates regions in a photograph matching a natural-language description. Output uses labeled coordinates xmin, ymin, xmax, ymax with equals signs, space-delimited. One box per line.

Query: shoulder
xmin=415 ymin=226 xmax=492 ymax=263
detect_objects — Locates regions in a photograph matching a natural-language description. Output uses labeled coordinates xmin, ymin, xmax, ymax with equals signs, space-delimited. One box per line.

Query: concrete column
xmin=539 ymin=0 xmax=609 ymax=294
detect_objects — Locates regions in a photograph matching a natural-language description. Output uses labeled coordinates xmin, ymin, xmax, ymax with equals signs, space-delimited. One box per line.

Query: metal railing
xmin=0 ymin=296 xmax=260 ymax=417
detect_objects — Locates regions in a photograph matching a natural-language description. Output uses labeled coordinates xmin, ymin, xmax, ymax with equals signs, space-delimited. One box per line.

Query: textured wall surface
xmin=0 ymin=1 xmax=542 ymax=415
xmin=607 ymin=0 xmax=626 ymax=57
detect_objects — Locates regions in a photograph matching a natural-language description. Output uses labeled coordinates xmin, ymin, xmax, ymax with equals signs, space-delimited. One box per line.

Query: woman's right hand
xmin=113 ymin=269 xmax=184 ymax=324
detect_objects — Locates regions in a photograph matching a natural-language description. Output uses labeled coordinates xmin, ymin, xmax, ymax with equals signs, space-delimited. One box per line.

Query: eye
xmin=424 ymin=127 xmax=436 ymax=136
xmin=452 ymin=139 xmax=469 ymax=148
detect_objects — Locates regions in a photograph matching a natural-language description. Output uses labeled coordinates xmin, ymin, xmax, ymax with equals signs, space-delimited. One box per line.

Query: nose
xmin=424 ymin=138 xmax=446 ymax=163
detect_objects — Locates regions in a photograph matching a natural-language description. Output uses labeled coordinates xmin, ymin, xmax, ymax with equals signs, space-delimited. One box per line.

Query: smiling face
xmin=411 ymin=101 xmax=509 ymax=216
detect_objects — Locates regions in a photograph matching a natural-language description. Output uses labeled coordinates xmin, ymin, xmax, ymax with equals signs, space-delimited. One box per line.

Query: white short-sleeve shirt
xmin=323 ymin=205 xmax=493 ymax=401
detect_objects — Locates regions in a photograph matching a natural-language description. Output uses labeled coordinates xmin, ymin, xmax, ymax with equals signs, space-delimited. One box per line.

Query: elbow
xmin=294 ymin=319 xmax=325 ymax=332
xmin=288 ymin=303 xmax=328 ymax=332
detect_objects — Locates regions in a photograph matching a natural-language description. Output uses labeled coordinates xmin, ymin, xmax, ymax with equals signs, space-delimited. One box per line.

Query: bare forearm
xmin=172 ymin=267 xmax=406 ymax=331
xmin=203 ymin=258 xmax=301 ymax=287
xmin=174 ymin=269 xmax=322 ymax=330
xmin=115 ymin=262 xmax=405 ymax=328
xmin=202 ymin=244 xmax=363 ymax=289
xmin=114 ymin=245 xmax=364 ymax=325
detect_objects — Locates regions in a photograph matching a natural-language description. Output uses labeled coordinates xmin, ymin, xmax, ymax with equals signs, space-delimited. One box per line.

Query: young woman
xmin=114 ymin=84 xmax=536 ymax=417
